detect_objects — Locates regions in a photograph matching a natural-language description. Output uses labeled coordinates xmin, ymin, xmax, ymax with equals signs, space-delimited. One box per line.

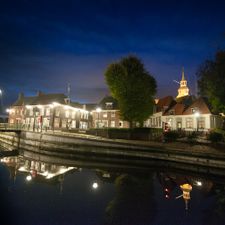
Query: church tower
xmin=176 ymin=68 xmax=189 ymax=99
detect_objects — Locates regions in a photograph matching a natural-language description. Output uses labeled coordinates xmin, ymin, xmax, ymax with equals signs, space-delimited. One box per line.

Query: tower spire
xmin=67 ymin=83 xmax=71 ymax=99
xmin=182 ymin=67 xmax=185 ymax=81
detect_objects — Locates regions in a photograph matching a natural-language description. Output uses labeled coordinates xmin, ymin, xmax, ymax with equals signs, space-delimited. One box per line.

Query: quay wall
xmin=0 ymin=131 xmax=225 ymax=169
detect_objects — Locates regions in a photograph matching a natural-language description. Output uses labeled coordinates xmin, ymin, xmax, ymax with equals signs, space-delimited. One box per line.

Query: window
xmin=46 ymin=108 xmax=51 ymax=116
xmin=71 ymin=120 xmax=76 ymax=128
xmin=55 ymin=108 xmax=60 ymax=117
xmin=105 ymin=102 xmax=113 ymax=109
xmin=191 ymin=108 xmax=198 ymax=114
xmin=80 ymin=121 xmax=88 ymax=129
xmin=111 ymin=112 xmax=115 ymax=117
xmin=198 ymin=118 xmax=205 ymax=129
xmin=186 ymin=118 xmax=193 ymax=128
xmin=72 ymin=111 xmax=76 ymax=119
xmin=29 ymin=109 xmax=33 ymax=116
xmin=65 ymin=111 xmax=70 ymax=118
xmin=54 ymin=118 xmax=60 ymax=128
xmin=62 ymin=119 xmax=67 ymax=128
xmin=111 ymin=121 xmax=115 ymax=127
xmin=119 ymin=121 xmax=123 ymax=128
xmin=103 ymin=113 xmax=107 ymax=118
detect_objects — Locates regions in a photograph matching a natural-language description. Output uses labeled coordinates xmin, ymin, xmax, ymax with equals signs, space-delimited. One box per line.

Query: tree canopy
xmin=104 ymin=56 xmax=157 ymax=126
xmin=197 ymin=50 xmax=225 ymax=113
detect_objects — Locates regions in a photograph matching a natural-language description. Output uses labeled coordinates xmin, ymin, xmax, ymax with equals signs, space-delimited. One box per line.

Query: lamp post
xmin=0 ymin=89 xmax=3 ymax=114
xmin=96 ymin=107 xmax=102 ymax=128
xmin=194 ymin=111 xmax=200 ymax=132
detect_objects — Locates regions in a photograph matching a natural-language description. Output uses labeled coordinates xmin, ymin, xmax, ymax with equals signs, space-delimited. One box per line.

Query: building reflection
xmin=104 ymin=173 xmax=157 ymax=225
xmin=0 ymin=156 xmax=76 ymax=188
xmin=157 ymin=172 xmax=214 ymax=210
xmin=1 ymin=153 xmax=225 ymax=223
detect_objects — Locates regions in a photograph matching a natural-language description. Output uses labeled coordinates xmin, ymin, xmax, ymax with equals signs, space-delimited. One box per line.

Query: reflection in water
xmin=179 ymin=183 xmax=192 ymax=210
xmin=1 ymin=156 xmax=76 ymax=189
xmin=0 ymin=152 xmax=225 ymax=225
xmin=104 ymin=173 xmax=156 ymax=225
xmin=202 ymin=185 xmax=225 ymax=225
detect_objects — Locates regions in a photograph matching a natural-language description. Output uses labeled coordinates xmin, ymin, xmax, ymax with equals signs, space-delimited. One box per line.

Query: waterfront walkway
xmin=44 ymin=130 xmax=225 ymax=157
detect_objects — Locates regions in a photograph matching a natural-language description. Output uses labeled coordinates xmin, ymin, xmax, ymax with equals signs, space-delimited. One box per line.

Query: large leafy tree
xmin=197 ymin=50 xmax=225 ymax=113
xmin=105 ymin=56 xmax=157 ymax=127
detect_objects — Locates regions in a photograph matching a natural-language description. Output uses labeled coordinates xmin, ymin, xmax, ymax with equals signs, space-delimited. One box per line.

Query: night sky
xmin=1 ymin=0 xmax=225 ymax=106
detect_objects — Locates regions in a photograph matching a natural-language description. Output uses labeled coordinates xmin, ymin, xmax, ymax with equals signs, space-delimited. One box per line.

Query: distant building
xmin=145 ymin=70 xmax=223 ymax=132
xmin=7 ymin=91 xmax=90 ymax=131
xmin=92 ymin=96 xmax=129 ymax=128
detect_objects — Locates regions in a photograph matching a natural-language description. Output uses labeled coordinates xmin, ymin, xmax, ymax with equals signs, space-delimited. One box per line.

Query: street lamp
xmin=194 ymin=111 xmax=200 ymax=132
xmin=96 ymin=107 xmax=102 ymax=128
xmin=0 ymin=89 xmax=3 ymax=114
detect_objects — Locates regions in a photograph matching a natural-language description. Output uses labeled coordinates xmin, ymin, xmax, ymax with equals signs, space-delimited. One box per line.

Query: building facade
xmin=145 ymin=71 xmax=223 ymax=132
xmin=91 ymin=96 xmax=130 ymax=128
xmin=8 ymin=92 xmax=90 ymax=131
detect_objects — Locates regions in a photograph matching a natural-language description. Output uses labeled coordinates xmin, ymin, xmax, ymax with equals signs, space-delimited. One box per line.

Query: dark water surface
xmin=0 ymin=151 xmax=225 ymax=225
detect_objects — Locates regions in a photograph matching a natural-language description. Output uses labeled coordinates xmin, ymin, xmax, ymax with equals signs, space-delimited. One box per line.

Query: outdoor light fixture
xmin=26 ymin=175 xmax=32 ymax=181
xmin=96 ymin=107 xmax=102 ymax=128
xmin=96 ymin=107 xmax=102 ymax=113
xmin=92 ymin=182 xmax=99 ymax=189
xmin=195 ymin=181 xmax=202 ymax=186
xmin=194 ymin=111 xmax=200 ymax=117
xmin=194 ymin=111 xmax=200 ymax=132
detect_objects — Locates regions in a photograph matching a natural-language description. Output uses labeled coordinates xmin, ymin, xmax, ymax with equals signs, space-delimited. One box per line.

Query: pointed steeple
xmin=181 ymin=67 xmax=185 ymax=81
xmin=176 ymin=67 xmax=190 ymax=99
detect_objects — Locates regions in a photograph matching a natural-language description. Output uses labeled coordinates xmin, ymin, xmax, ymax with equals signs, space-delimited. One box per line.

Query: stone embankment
xmin=0 ymin=130 xmax=225 ymax=169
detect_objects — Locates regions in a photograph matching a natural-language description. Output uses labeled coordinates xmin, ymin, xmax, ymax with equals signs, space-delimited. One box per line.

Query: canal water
xmin=0 ymin=151 xmax=225 ymax=225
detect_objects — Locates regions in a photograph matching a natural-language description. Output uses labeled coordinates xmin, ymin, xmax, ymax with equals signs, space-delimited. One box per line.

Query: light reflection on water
xmin=0 ymin=152 xmax=225 ymax=225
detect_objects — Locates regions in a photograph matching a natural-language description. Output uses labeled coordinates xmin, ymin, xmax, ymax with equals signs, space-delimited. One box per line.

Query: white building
xmin=145 ymin=70 xmax=223 ymax=132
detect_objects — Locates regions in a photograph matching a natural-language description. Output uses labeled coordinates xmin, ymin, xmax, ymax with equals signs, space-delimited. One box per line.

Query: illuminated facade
xmin=92 ymin=96 xmax=129 ymax=128
xmin=176 ymin=68 xmax=189 ymax=99
xmin=8 ymin=91 xmax=90 ymax=131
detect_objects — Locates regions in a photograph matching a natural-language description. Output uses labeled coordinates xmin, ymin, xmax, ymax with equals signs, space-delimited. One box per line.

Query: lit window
xmin=46 ymin=108 xmax=51 ymax=116
xmin=103 ymin=113 xmax=107 ymax=118
xmin=186 ymin=118 xmax=193 ymax=128
xmin=111 ymin=121 xmax=115 ymax=127
xmin=65 ymin=111 xmax=70 ymax=118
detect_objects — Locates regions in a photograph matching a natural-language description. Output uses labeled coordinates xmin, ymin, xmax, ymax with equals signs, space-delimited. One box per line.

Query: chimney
xmin=18 ymin=92 xmax=24 ymax=100
xmin=37 ymin=91 xmax=43 ymax=97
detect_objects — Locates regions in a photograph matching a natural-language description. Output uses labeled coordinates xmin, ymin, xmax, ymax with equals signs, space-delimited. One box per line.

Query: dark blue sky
xmin=0 ymin=0 xmax=225 ymax=105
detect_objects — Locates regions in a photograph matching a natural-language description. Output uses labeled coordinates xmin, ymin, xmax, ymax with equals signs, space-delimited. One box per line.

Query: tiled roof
xmin=84 ymin=103 xmax=98 ymax=111
xmin=12 ymin=93 xmax=67 ymax=106
xmin=161 ymin=96 xmax=212 ymax=116
xmin=163 ymin=103 xmax=186 ymax=116
xmin=99 ymin=96 xmax=119 ymax=110
xmin=157 ymin=96 xmax=174 ymax=108
xmin=156 ymin=96 xmax=175 ymax=112
xmin=183 ymin=97 xmax=212 ymax=115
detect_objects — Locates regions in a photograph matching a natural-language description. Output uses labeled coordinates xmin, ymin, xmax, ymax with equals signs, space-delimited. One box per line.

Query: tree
xmin=104 ymin=56 xmax=157 ymax=127
xmin=197 ymin=50 xmax=225 ymax=113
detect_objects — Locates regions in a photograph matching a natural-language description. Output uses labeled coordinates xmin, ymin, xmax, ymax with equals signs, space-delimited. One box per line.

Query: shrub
xmin=208 ymin=131 xmax=224 ymax=143
xmin=163 ymin=131 xmax=179 ymax=142
xmin=187 ymin=131 xmax=198 ymax=144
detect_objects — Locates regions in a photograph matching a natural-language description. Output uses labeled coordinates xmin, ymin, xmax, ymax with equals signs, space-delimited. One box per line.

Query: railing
xmin=0 ymin=123 xmax=23 ymax=131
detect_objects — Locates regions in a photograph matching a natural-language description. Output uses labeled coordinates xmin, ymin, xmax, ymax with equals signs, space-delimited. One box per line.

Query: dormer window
xmin=169 ymin=110 xmax=174 ymax=115
xmin=191 ymin=108 xmax=198 ymax=114
xmin=105 ymin=102 xmax=113 ymax=109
